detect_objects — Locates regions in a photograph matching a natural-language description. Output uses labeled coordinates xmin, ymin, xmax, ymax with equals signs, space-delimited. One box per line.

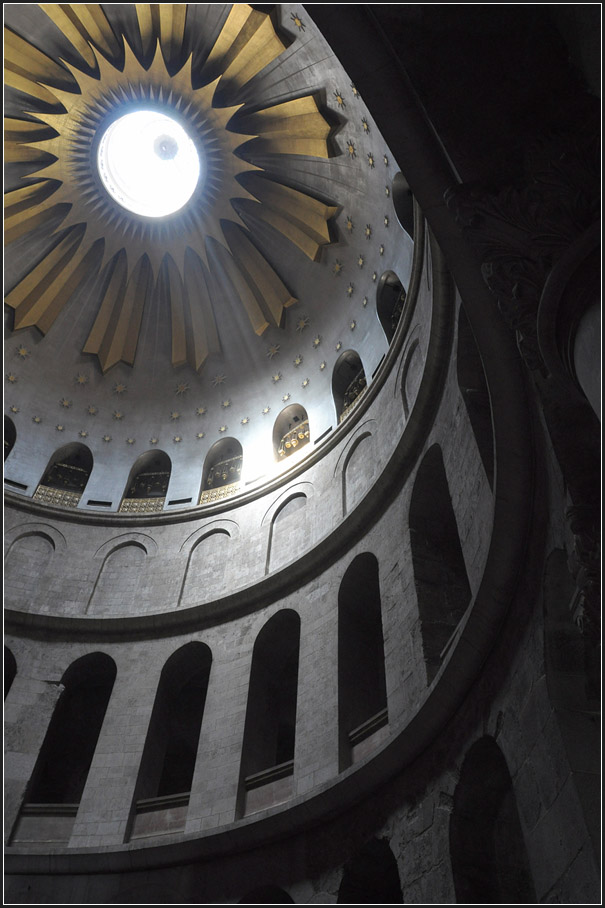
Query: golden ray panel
xmin=4 ymin=4 xmax=338 ymax=374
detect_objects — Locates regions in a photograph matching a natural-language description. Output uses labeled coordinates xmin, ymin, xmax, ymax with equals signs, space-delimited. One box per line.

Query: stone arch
xmin=409 ymin=444 xmax=472 ymax=685
xmin=199 ymin=437 xmax=243 ymax=504
xmin=238 ymin=610 xmax=301 ymax=817
xmin=87 ymin=540 xmax=149 ymax=616
xmin=129 ymin=641 xmax=212 ymax=833
xmin=377 ymin=270 xmax=407 ymax=343
xmin=332 ymin=349 xmax=367 ymax=423
xmin=4 ymin=416 xmax=16 ymax=461
xmin=33 ymin=442 xmax=94 ymax=508
xmin=179 ymin=528 xmax=232 ymax=607
xmin=5 ymin=647 xmax=17 ymax=700
xmin=4 ymin=531 xmax=56 ymax=604
xmin=338 ymin=553 xmax=388 ymax=770
xmin=457 ymin=304 xmax=494 ymax=488
xmin=336 ymin=422 xmax=377 ymax=516
xmin=337 ymin=837 xmax=403 ymax=903
xmin=265 ymin=491 xmax=309 ymax=575
xmin=395 ymin=325 xmax=422 ymax=418
xmin=273 ymin=403 xmax=310 ymax=461
xmin=4 ymin=522 xmax=67 ymax=554
xmin=449 ymin=736 xmax=535 ymax=903
xmin=119 ymin=449 xmax=171 ymax=513
xmin=24 ymin=652 xmax=117 ymax=806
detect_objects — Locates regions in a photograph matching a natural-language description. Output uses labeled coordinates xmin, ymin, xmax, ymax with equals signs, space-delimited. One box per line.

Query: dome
xmin=4 ymin=4 xmax=600 ymax=905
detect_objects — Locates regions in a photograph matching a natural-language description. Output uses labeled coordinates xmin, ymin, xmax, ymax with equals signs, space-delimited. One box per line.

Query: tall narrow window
xmin=120 ymin=450 xmax=171 ymax=513
xmin=4 ymin=416 xmax=16 ymax=461
xmin=457 ymin=305 xmax=494 ymax=488
xmin=238 ymin=610 xmax=300 ymax=816
xmin=333 ymin=350 xmax=367 ymax=422
xmin=337 ymin=837 xmax=403 ymax=904
xmin=129 ymin=642 xmax=212 ymax=840
xmin=200 ymin=438 xmax=242 ymax=504
xmin=450 ymin=736 xmax=536 ymax=903
xmin=273 ymin=404 xmax=310 ymax=460
xmin=377 ymin=270 xmax=406 ymax=343
xmin=33 ymin=443 xmax=93 ymax=509
xmin=409 ymin=444 xmax=472 ymax=684
xmin=338 ymin=553 xmax=388 ymax=769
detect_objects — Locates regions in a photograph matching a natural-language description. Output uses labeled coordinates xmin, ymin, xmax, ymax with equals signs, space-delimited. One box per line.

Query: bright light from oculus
xmin=97 ymin=110 xmax=201 ymax=217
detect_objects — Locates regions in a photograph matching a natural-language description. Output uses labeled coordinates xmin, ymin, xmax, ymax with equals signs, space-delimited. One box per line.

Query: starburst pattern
xmin=367 ymin=153 xmax=375 ymax=168
xmin=361 ymin=117 xmax=370 ymax=133
xmin=319 ymin=361 xmax=327 ymax=371
xmin=379 ymin=244 xmax=385 ymax=256
xmin=346 ymin=283 xmax=354 ymax=297
xmin=87 ymin=405 xmax=98 ymax=416
xmin=74 ymin=373 xmax=89 ymax=385
xmin=113 ymin=382 xmax=127 ymax=395
xmin=175 ymin=382 xmax=189 ymax=395
xmin=272 ymin=372 xmax=282 ymax=383
xmin=32 ymin=416 xmax=42 ymax=424
xmin=385 ymin=185 xmax=390 ymax=197
xmin=267 ymin=344 xmax=281 ymax=359
xmin=282 ymin=393 xmax=291 ymax=402
xmin=351 ymin=83 xmax=360 ymax=98
xmin=333 ymin=89 xmax=346 ymax=108
xmin=357 ymin=254 xmax=365 ymax=268
xmin=294 ymin=354 xmax=304 ymax=367
xmin=173 ymin=435 xmax=182 ymax=443
xmin=170 ymin=411 xmax=180 ymax=421
xmin=290 ymin=12 xmax=305 ymax=31
xmin=296 ymin=316 xmax=310 ymax=332
xmin=195 ymin=406 xmax=207 ymax=416
xmin=16 ymin=345 xmax=30 ymax=359
xmin=112 ymin=411 xmax=124 ymax=420
xmin=79 ymin=430 xmax=88 ymax=438
xmin=56 ymin=425 xmax=64 ymax=432
xmin=365 ymin=225 xmax=372 ymax=240
xmin=384 ymin=154 xmax=389 ymax=165
xmin=9 ymin=405 xmax=19 ymax=414
xmin=350 ymin=321 xmax=357 ymax=330
xmin=262 ymin=406 xmax=271 ymax=415
xmin=6 ymin=373 xmax=17 ymax=384
xmin=333 ymin=260 xmax=343 ymax=275
xmin=212 ymin=375 xmax=227 ymax=387
xmin=346 ymin=140 xmax=356 ymax=159
xmin=60 ymin=398 xmax=72 ymax=408
xmin=196 ymin=432 xmax=205 ymax=439
xmin=312 ymin=335 xmax=321 ymax=348
xmin=384 ymin=215 xmax=389 ymax=227
xmin=221 ymin=400 xmax=231 ymax=409
xmin=346 ymin=216 xmax=354 ymax=233
xmin=150 ymin=437 xmax=159 ymax=445
xmin=336 ymin=341 xmax=343 ymax=351
xmin=218 ymin=425 xmax=227 ymax=433
xmin=302 ymin=377 xmax=310 ymax=388
xmin=363 ymin=296 xmax=369 ymax=307
xmin=126 ymin=438 xmax=135 ymax=445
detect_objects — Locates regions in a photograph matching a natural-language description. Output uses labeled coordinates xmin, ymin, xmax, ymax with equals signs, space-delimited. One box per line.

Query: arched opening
xmin=33 ymin=443 xmax=93 ymax=508
xmin=409 ymin=444 xmax=472 ymax=685
xmin=180 ymin=530 xmax=231 ymax=606
xmin=199 ymin=438 xmax=242 ymax=504
xmin=5 ymin=532 xmax=55 ymax=603
xmin=119 ymin=450 xmax=171 ymax=513
xmin=332 ymin=350 xmax=367 ymax=423
xmin=87 ymin=542 xmax=147 ymax=615
xmin=12 ymin=653 xmax=117 ymax=845
xmin=457 ymin=305 xmax=494 ymax=489
xmin=4 ymin=416 xmax=16 ymax=461
xmin=5 ymin=647 xmax=17 ymax=699
xmin=273 ymin=404 xmax=310 ymax=460
xmin=267 ymin=493 xmax=308 ymax=574
xmin=377 ymin=270 xmax=407 ymax=343
xmin=337 ymin=837 xmax=403 ymax=903
xmin=338 ymin=553 xmax=388 ymax=769
xmin=129 ymin=642 xmax=212 ymax=840
xmin=238 ymin=610 xmax=301 ymax=816
xmin=239 ymin=886 xmax=294 ymax=904
xmin=392 ymin=171 xmax=414 ymax=238
xmin=450 ymin=736 xmax=536 ymax=903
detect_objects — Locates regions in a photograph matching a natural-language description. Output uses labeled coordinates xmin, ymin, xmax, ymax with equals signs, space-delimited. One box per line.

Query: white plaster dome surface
xmin=97 ymin=110 xmax=201 ymax=218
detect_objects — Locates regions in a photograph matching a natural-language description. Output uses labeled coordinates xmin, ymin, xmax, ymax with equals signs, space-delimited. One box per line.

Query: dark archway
xmin=332 ymin=350 xmax=367 ymax=422
xmin=25 ymin=652 xmax=117 ymax=804
xmin=273 ymin=404 xmax=310 ymax=460
xmin=200 ymin=437 xmax=242 ymax=503
xmin=409 ymin=444 xmax=472 ymax=684
xmin=338 ymin=837 xmax=403 ymax=903
xmin=4 ymin=416 xmax=16 ymax=461
xmin=450 ymin=736 xmax=536 ymax=903
xmin=338 ymin=553 xmax=388 ymax=769
xmin=457 ymin=304 xmax=494 ymax=488
xmin=120 ymin=449 xmax=171 ymax=512
xmin=34 ymin=442 xmax=93 ymax=506
xmin=377 ymin=270 xmax=406 ymax=343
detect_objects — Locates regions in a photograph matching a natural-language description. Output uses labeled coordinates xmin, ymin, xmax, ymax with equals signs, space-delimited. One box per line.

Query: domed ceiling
xmin=4 ymin=3 xmax=414 ymax=505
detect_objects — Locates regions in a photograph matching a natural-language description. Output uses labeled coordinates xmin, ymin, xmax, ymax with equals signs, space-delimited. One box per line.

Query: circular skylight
xmin=97 ymin=110 xmax=201 ymax=217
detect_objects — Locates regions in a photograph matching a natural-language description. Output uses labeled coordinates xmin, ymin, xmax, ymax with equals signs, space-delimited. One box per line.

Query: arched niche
xmin=238 ymin=610 xmax=301 ymax=817
xmin=119 ymin=449 xmax=171 ymax=513
xmin=87 ymin=542 xmax=147 ymax=616
xmin=5 ymin=647 xmax=17 ymax=700
xmin=239 ymin=886 xmax=294 ymax=904
xmin=332 ymin=350 xmax=367 ymax=423
xmin=4 ymin=416 xmax=16 ymax=461
xmin=273 ymin=403 xmax=310 ymax=461
xmin=409 ymin=444 xmax=472 ymax=685
xmin=131 ymin=642 xmax=212 ymax=824
xmin=377 ymin=270 xmax=407 ymax=344
xmin=24 ymin=653 xmax=117 ymax=807
xmin=33 ymin=442 xmax=93 ymax=508
xmin=449 ymin=736 xmax=536 ymax=904
xmin=457 ymin=304 xmax=494 ymax=489
xmin=180 ymin=529 xmax=231 ymax=606
xmin=392 ymin=171 xmax=415 ymax=238
xmin=199 ymin=437 xmax=242 ymax=504
xmin=5 ymin=532 xmax=55 ymax=603
xmin=338 ymin=553 xmax=388 ymax=770
xmin=266 ymin=493 xmax=308 ymax=574
xmin=337 ymin=837 xmax=403 ymax=904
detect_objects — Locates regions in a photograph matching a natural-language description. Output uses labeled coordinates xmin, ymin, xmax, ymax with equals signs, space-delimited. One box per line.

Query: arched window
xmin=273 ymin=404 xmax=310 ymax=460
xmin=450 ymin=737 xmax=536 ymax=903
xmin=25 ymin=653 xmax=117 ymax=806
xmin=33 ymin=443 xmax=93 ymax=508
xmin=238 ymin=610 xmax=300 ymax=816
xmin=119 ymin=450 xmax=171 ymax=513
xmin=338 ymin=553 xmax=388 ymax=769
xmin=409 ymin=444 xmax=472 ymax=685
xmin=130 ymin=642 xmax=212 ymax=839
xmin=5 ymin=647 xmax=17 ymax=700
xmin=377 ymin=270 xmax=406 ymax=344
xmin=457 ymin=305 xmax=494 ymax=488
xmin=4 ymin=416 xmax=16 ymax=461
xmin=200 ymin=438 xmax=242 ymax=504
xmin=392 ymin=171 xmax=414 ymax=238
xmin=333 ymin=350 xmax=367 ymax=422
xmin=338 ymin=837 xmax=403 ymax=904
